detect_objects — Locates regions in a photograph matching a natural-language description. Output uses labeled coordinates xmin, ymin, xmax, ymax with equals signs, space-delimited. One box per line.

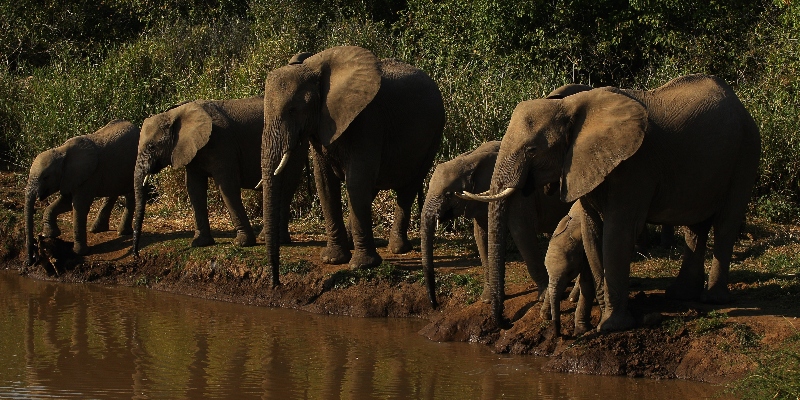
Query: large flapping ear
xmin=303 ymin=46 xmax=381 ymax=146
xmin=60 ymin=136 xmax=99 ymax=193
xmin=546 ymin=83 xmax=594 ymax=99
xmin=559 ymin=89 xmax=647 ymax=202
xmin=169 ymin=102 xmax=213 ymax=168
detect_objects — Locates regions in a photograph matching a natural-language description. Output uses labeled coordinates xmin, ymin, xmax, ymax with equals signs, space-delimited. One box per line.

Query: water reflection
xmin=0 ymin=270 xmax=727 ymax=399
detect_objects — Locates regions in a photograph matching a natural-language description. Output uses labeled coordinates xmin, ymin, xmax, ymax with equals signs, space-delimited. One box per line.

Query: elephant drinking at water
xmin=25 ymin=120 xmax=139 ymax=263
xmin=261 ymin=46 xmax=445 ymax=286
xmin=463 ymin=75 xmax=760 ymax=332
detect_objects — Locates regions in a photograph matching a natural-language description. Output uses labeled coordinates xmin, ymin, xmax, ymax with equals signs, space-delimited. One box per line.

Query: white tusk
xmin=142 ymin=174 xmax=150 ymax=188
xmin=254 ymin=179 xmax=263 ymax=190
xmin=273 ymin=151 xmax=291 ymax=176
xmin=457 ymin=187 xmax=516 ymax=202
xmin=435 ymin=219 xmax=439 ymax=231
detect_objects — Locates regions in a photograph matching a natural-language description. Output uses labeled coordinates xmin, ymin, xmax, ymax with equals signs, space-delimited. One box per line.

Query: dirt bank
xmin=2 ymin=170 xmax=798 ymax=385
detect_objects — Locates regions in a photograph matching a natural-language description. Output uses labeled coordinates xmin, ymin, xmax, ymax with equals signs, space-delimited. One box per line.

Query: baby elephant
xmin=24 ymin=120 xmax=139 ymax=264
xmin=421 ymin=141 xmax=572 ymax=308
xmin=542 ymin=201 xmax=598 ymax=336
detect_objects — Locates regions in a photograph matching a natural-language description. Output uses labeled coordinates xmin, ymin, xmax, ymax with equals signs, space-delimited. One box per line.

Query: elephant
xmin=420 ymin=84 xmax=590 ymax=308
xmin=541 ymin=201 xmax=597 ymax=336
xmin=131 ymin=96 xmax=307 ymax=256
xmin=463 ymin=74 xmax=760 ymax=332
xmin=261 ymin=46 xmax=445 ymax=285
xmin=25 ymin=120 xmax=139 ymax=264
xmin=420 ymin=140 xmax=574 ymax=308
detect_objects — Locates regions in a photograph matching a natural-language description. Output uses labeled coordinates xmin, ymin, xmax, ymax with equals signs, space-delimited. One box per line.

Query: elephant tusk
xmin=142 ymin=174 xmax=150 ymax=188
xmin=254 ymin=179 xmax=263 ymax=190
xmin=273 ymin=151 xmax=291 ymax=176
xmin=457 ymin=187 xmax=516 ymax=202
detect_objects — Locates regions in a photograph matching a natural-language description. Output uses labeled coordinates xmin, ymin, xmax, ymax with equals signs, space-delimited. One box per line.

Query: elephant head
xmin=25 ymin=137 xmax=99 ymax=265
xmin=261 ymin=46 xmax=381 ymax=286
xmin=132 ymin=102 xmax=212 ymax=256
xmin=463 ymin=88 xmax=648 ymax=326
xmin=421 ymin=142 xmax=499 ymax=308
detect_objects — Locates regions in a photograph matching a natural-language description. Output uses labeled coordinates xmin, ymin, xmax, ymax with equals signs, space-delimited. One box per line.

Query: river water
xmin=0 ymin=270 xmax=728 ymax=399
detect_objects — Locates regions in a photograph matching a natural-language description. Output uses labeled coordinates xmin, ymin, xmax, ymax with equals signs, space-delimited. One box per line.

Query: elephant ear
xmin=559 ymin=89 xmax=648 ymax=203
xmin=304 ymin=46 xmax=381 ymax=146
xmin=60 ymin=136 xmax=99 ymax=193
xmin=169 ymin=102 xmax=213 ymax=168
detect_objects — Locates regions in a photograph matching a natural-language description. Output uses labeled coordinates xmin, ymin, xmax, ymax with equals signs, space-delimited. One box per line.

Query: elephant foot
xmin=574 ymin=322 xmax=591 ymax=337
xmin=703 ymin=284 xmax=731 ymax=304
xmin=73 ymin=242 xmax=89 ymax=256
xmin=257 ymin=228 xmax=266 ymax=241
xmin=665 ymin=282 xmax=703 ymax=301
xmin=539 ymin=299 xmax=552 ymax=320
xmin=388 ymin=236 xmax=413 ymax=254
xmin=42 ymin=223 xmax=60 ymax=238
xmin=90 ymin=220 xmax=110 ymax=233
xmin=321 ymin=245 xmax=351 ymax=265
xmin=349 ymin=250 xmax=382 ymax=270
xmin=234 ymin=231 xmax=256 ymax=247
xmin=117 ymin=225 xmax=133 ymax=236
xmin=597 ymin=309 xmax=636 ymax=333
xmin=480 ymin=288 xmax=492 ymax=304
xmin=191 ymin=233 xmax=215 ymax=248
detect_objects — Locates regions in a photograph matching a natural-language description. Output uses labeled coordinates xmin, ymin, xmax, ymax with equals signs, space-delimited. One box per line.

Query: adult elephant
xmin=131 ymin=96 xmax=306 ymax=256
xmin=261 ymin=46 xmax=445 ymax=285
xmin=25 ymin=120 xmax=139 ymax=263
xmin=463 ymin=74 xmax=760 ymax=332
xmin=420 ymin=141 xmax=571 ymax=308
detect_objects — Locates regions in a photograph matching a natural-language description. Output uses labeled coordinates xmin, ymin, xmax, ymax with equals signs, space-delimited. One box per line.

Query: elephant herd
xmin=23 ymin=46 xmax=760 ymax=335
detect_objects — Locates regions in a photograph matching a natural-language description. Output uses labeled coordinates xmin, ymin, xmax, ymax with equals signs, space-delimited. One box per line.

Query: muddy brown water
xmin=0 ymin=270 xmax=729 ymax=399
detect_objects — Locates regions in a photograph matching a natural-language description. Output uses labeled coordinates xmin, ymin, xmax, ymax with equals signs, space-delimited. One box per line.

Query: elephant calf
xmin=25 ymin=120 xmax=139 ymax=264
xmin=421 ymin=141 xmax=572 ymax=308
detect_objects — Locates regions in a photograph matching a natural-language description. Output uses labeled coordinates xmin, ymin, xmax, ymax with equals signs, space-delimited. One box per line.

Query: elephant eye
xmin=525 ymin=145 xmax=536 ymax=154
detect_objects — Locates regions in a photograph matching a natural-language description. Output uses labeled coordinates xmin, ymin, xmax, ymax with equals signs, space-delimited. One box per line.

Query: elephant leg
xmin=579 ymin=201 xmax=605 ymax=314
xmin=186 ymin=167 xmax=215 ymax=247
xmin=42 ymin=193 xmax=72 ymax=238
xmin=313 ymin=152 xmax=350 ymax=264
xmin=666 ymin=220 xmax=711 ymax=301
xmin=215 ymin=176 xmax=256 ymax=247
xmin=388 ymin=186 xmax=417 ymax=254
xmin=574 ymin=271 xmax=596 ymax=336
xmin=508 ymin=196 xmax=547 ymax=300
xmin=117 ymin=192 xmax=135 ymax=235
xmin=597 ymin=216 xmax=640 ymax=332
xmin=71 ymin=195 xmax=92 ymax=255
xmin=706 ymin=213 xmax=744 ymax=304
xmin=568 ymin=283 xmax=581 ymax=302
xmin=346 ymin=183 xmax=381 ymax=269
xmin=90 ymin=196 xmax=116 ymax=233
xmin=473 ymin=217 xmax=492 ymax=303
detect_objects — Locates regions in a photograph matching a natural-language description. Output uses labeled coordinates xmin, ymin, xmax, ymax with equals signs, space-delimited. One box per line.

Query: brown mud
xmin=2 ymin=171 xmax=797 ymax=385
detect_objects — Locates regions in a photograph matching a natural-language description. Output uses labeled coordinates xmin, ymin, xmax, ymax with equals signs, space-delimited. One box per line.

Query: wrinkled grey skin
xmin=25 ymin=120 xmax=139 ymax=264
xmin=131 ymin=96 xmax=306 ymax=256
xmin=478 ymin=74 xmax=760 ymax=331
xmin=420 ymin=141 xmax=571 ymax=308
xmin=541 ymin=201 xmax=598 ymax=336
xmin=261 ymin=46 xmax=445 ymax=286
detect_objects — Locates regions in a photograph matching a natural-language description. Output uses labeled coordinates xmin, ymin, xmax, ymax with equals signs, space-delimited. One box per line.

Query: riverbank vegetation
xmin=1 ymin=0 xmax=800 ymax=396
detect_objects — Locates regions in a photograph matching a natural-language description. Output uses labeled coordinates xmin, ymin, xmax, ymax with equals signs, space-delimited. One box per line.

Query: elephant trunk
xmin=262 ymin=171 xmax=281 ymax=287
xmin=487 ymin=196 xmax=509 ymax=328
xmin=24 ymin=183 xmax=37 ymax=265
xmin=132 ymin=163 xmax=147 ymax=257
xmin=420 ymin=195 xmax=442 ymax=308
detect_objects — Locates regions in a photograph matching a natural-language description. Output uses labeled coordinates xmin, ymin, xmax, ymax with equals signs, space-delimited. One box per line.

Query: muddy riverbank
xmin=2 ymin=170 xmax=798 ymax=386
